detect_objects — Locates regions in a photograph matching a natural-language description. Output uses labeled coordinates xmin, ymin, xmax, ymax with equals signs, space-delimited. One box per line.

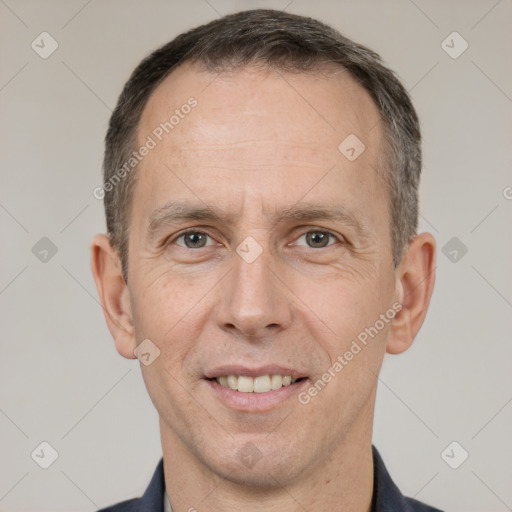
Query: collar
xmin=370 ymin=445 xmax=442 ymax=511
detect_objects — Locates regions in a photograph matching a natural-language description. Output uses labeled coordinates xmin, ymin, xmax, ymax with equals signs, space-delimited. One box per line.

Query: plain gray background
xmin=1 ymin=1 xmax=511 ymax=511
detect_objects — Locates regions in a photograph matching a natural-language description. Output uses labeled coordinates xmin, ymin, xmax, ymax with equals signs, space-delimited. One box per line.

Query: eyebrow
xmin=147 ymin=201 xmax=370 ymax=239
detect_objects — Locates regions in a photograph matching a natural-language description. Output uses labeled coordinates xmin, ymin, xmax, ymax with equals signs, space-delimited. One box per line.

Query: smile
xmin=215 ymin=374 xmax=299 ymax=393
xmin=204 ymin=366 xmax=308 ymax=411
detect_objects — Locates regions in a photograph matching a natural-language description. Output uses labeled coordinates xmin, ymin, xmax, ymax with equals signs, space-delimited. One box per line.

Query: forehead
xmin=134 ymin=61 xmax=388 ymax=229
xmin=138 ymin=60 xmax=383 ymax=156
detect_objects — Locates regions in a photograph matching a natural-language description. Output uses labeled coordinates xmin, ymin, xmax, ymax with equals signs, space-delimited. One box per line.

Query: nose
xmin=216 ymin=245 xmax=292 ymax=340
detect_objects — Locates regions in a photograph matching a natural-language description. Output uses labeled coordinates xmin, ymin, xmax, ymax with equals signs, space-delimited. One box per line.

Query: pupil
xmin=186 ymin=232 xmax=205 ymax=247
xmin=308 ymin=232 xmax=328 ymax=247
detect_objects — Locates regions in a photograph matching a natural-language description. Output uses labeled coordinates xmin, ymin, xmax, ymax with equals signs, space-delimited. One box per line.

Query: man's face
xmin=125 ymin=63 xmax=398 ymax=485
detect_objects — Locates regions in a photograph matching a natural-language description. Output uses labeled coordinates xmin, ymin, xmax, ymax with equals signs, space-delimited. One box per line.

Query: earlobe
xmin=90 ymin=234 xmax=137 ymax=359
xmin=386 ymin=232 xmax=436 ymax=355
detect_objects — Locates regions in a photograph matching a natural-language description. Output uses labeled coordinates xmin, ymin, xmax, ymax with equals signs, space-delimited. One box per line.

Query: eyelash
xmin=168 ymin=228 xmax=343 ymax=249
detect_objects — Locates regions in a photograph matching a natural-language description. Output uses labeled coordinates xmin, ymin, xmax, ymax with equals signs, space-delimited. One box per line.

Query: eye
xmin=174 ymin=230 xmax=215 ymax=249
xmin=294 ymin=230 xmax=341 ymax=249
xmin=169 ymin=229 xmax=341 ymax=251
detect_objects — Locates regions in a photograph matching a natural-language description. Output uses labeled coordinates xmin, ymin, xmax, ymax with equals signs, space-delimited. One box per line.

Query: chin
xmin=214 ymin=457 xmax=301 ymax=489
xmin=197 ymin=434 xmax=313 ymax=489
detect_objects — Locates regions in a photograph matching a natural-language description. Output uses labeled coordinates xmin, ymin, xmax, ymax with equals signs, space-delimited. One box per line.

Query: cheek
xmin=305 ymin=270 xmax=394 ymax=389
xmin=131 ymin=263 xmax=206 ymax=331
xmin=302 ymin=324 xmax=387 ymax=439
xmin=128 ymin=273 xmax=205 ymax=381
xmin=299 ymin=269 xmax=390 ymax=337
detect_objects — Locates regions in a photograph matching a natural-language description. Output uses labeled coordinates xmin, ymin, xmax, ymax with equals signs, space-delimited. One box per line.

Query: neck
xmin=161 ymin=400 xmax=375 ymax=512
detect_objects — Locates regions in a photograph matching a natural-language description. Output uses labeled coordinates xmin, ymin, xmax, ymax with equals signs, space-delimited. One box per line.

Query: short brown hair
xmin=102 ymin=9 xmax=421 ymax=279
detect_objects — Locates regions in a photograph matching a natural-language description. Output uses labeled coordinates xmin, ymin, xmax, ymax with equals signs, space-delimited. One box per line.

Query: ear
xmin=90 ymin=234 xmax=137 ymax=359
xmin=386 ymin=232 xmax=436 ymax=355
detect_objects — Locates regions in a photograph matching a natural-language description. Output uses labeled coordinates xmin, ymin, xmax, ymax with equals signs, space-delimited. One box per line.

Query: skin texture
xmin=91 ymin=61 xmax=436 ymax=512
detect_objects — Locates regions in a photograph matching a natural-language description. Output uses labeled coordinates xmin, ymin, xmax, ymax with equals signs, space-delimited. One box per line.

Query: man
xmin=91 ymin=8 xmax=441 ymax=512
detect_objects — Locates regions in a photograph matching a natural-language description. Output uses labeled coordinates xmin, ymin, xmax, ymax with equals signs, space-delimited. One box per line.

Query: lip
xmin=204 ymin=365 xmax=307 ymax=380
xmin=204 ymin=376 xmax=309 ymax=412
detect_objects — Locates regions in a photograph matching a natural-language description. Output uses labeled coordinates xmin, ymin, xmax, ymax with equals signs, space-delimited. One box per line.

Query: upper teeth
xmin=216 ymin=375 xmax=296 ymax=393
